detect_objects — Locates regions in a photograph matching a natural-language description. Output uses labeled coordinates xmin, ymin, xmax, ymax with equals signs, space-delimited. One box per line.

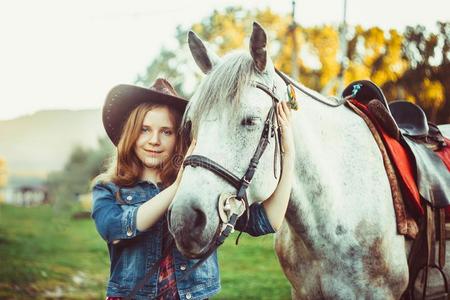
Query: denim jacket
xmin=91 ymin=181 xmax=275 ymax=300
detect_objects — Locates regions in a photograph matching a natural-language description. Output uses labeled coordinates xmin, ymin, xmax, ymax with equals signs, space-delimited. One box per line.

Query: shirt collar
xmin=136 ymin=180 xmax=165 ymax=190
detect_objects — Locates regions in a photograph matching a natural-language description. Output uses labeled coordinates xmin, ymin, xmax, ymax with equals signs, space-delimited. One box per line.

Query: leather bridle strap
xmin=183 ymin=104 xmax=276 ymax=201
xmin=183 ymin=155 xmax=241 ymax=189
xmin=236 ymin=110 xmax=273 ymax=200
xmin=183 ymin=81 xmax=281 ymax=225
xmin=255 ymin=82 xmax=283 ymax=103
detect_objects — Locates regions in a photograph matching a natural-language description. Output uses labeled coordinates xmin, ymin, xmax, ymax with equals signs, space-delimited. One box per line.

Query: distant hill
xmin=0 ymin=109 xmax=108 ymax=177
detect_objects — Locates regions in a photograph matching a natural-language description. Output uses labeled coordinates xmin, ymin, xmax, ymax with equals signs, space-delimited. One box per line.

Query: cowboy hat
xmin=103 ymin=78 xmax=188 ymax=145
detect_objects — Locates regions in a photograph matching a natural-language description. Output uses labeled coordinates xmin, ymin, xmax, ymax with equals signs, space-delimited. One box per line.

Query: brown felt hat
xmin=103 ymin=78 xmax=188 ymax=146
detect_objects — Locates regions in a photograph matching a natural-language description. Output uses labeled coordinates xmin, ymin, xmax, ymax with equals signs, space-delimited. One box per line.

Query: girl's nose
xmin=148 ymin=132 xmax=160 ymax=145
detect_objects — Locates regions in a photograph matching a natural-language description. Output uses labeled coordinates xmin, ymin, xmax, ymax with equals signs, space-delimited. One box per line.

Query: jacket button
xmin=185 ymin=292 xmax=192 ymax=299
xmin=126 ymin=227 xmax=132 ymax=236
xmin=180 ymin=264 xmax=187 ymax=271
xmin=126 ymin=195 xmax=133 ymax=201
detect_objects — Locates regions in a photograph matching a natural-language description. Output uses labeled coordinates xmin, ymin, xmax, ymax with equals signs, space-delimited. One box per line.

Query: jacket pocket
xmin=118 ymin=188 xmax=147 ymax=206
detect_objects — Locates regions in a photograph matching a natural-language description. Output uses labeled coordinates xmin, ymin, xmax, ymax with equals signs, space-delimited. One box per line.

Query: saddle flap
xmin=389 ymin=100 xmax=429 ymax=138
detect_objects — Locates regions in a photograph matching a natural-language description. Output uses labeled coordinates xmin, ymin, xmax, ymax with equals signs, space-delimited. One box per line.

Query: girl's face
xmin=134 ymin=106 xmax=177 ymax=170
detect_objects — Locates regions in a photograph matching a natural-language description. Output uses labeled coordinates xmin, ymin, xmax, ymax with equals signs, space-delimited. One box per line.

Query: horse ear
xmin=188 ymin=31 xmax=220 ymax=74
xmin=250 ymin=22 xmax=267 ymax=73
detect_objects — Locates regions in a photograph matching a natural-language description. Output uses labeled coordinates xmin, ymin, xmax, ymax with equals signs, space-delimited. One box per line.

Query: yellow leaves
xmin=362 ymin=27 xmax=385 ymax=66
xmin=364 ymin=27 xmax=385 ymax=47
xmin=191 ymin=8 xmax=249 ymax=55
xmin=191 ymin=23 xmax=204 ymax=37
xmin=371 ymin=29 xmax=407 ymax=85
xmin=341 ymin=26 xmax=410 ymax=93
xmin=184 ymin=8 xmax=447 ymax=118
xmin=256 ymin=8 xmax=282 ymax=27
xmin=306 ymin=26 xmax=340 ymax=87
xmin=419 ymin=79 xmax=445 ymax=109
xmin=398 ymin=79 xmax=445 ymax=113
xmin=345 ymin=62 xmax=371 ymax=83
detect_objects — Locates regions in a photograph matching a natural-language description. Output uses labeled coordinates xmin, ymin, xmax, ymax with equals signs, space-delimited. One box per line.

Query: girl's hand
xmin=174 ymin=139 xmax=196 ymax=184
xmin=277 ymin=101 xmax=295 ymax=160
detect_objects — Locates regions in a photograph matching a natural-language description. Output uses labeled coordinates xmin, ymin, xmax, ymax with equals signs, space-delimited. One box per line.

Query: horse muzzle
xmin=168 ymin=199 xmax=219 ymax=258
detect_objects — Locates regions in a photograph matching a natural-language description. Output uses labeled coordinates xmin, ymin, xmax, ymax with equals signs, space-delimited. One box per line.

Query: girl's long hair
xmin=95 ymin=102 xmax=188 ymax=188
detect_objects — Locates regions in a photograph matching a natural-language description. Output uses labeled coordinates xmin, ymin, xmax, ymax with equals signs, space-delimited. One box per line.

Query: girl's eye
xmin=162 ymin=129 xmax=173 ymax=136
xmin=141 ymin=127 xmax=149 ymax=132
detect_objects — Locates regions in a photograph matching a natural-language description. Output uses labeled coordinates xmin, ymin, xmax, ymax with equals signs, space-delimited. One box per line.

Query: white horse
xmin=168 ymin=22 xmax=447 ymax=299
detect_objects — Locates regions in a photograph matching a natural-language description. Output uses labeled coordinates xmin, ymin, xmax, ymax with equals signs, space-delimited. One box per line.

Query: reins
xmin=274 ymin=69 xmax=346 ymax=107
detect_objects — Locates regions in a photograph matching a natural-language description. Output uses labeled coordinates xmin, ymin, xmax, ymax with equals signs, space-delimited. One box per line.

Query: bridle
xmin=182 ymin=76 xmax=286 ymax=246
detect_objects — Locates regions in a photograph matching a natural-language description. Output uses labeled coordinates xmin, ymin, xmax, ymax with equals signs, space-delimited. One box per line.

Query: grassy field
xmin=0 ymin=204 xmax=291 ymax=299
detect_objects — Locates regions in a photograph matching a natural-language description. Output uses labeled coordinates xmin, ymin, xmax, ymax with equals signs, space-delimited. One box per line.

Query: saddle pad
xmin=402 ymin=136 xmax=450 ymax=208
xmin=349 ymin=99 xmax=423 ymax=215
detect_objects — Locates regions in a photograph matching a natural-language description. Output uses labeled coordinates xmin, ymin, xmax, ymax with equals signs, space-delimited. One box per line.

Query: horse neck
xmin=285 ymin=95 xmax=344 ymax=229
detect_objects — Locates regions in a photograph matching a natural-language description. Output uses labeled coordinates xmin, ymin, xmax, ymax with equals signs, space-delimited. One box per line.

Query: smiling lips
xmin=144 ymin=149 xmax=163 ymax=156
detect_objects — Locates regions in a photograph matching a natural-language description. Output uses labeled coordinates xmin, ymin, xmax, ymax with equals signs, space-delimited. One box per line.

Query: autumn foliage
xmin=137 ymin=7 xmax=450 ymax=124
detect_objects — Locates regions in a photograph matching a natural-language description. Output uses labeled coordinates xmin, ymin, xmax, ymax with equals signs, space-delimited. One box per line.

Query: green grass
xmin=0 ymin=204 xmax=291 ymax=299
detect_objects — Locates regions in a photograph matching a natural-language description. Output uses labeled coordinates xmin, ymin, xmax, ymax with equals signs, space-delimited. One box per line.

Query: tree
xmin=135 ymin=8 xmax=295 ymax=95
xmin=47 ymin=137 xmax=114 ymax=210
xmin=137 ymin=7 xmax=449 ymax=123
xmin=394 ymin=22 xmax=450 ymax=123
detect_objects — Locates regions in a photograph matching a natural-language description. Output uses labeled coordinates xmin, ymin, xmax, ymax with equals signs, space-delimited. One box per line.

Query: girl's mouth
xmin=145 ymin=150 xmax=163 ymax=156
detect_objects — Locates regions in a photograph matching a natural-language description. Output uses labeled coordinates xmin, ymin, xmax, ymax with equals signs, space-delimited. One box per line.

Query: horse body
xmin=169 ymin=23 xmax=412 ymax=299
xmin=273 ymin=93 xmax=409 ymax=298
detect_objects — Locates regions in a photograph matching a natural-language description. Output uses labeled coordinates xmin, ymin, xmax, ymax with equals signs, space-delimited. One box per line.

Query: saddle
xmin=344 ymin=81 xmax=450 ymax=208
xmin=343 ymin=80 xmax=450 ymax=299
xmin=373 ymin=100 xmax=450 ymax=209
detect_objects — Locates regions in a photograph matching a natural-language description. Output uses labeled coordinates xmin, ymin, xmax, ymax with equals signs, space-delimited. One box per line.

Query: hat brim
xmin=103 ymin=84 xmax=188 ymax=146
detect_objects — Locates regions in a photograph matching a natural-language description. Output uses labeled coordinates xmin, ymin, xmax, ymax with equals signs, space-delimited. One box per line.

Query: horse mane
xmin=183 ymin=51 xmax=258 ymax=137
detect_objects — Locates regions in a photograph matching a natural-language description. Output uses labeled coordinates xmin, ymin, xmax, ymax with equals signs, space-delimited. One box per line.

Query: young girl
xmin=91 ymin=78 xmax=295 ymax=299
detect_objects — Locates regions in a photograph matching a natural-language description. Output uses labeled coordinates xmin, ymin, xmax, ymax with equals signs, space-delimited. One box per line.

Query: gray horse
xmin=169 ymin=22 xmax=449 ymax=299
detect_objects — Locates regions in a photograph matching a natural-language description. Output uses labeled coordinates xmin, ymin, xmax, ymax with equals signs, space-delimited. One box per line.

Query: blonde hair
xmin=95 ymin=102 xmax=187 ymax=188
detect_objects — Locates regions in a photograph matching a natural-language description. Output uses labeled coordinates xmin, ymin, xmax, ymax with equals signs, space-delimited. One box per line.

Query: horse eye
xmin=241 ymin=117 xmax=260 ymax=127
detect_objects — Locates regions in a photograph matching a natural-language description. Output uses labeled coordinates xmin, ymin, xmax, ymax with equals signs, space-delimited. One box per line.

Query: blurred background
xmin=1 ymin=0 xmax=449 ymax=298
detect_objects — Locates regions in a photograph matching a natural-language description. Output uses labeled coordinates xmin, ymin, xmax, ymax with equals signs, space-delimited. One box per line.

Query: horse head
xmin=168 ymin=22 xmax=288 ymax=258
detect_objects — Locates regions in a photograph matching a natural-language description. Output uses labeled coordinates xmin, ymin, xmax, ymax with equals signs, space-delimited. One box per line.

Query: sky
xmin=0 ymin=0 xmax=449 ymax=120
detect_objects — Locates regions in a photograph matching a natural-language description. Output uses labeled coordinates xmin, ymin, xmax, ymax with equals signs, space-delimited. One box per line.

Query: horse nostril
xmin=192 ymin=208 xmax=206 ymax=231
